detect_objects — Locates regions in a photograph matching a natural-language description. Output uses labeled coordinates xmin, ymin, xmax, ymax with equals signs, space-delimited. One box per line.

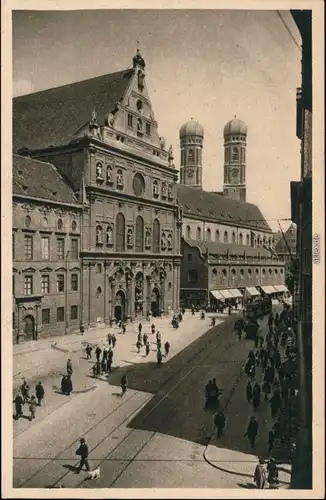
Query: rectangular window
xmin=71 ymin=273 xmax=78 ymax=291
xmin=24 ymin=235 xmax=33 ymax=260
xmin=71 ymin=305 xmax=78 ymax=320
xmin=188 ymin=270 xmax=198 ymax=283
xmin=57 ymin=307 xmax=64 ymax=322
xmin=70 ymin=239 xmax=78 ymax=260
xmin=127 ymin=114 xmax=133 ymax=128
xmin=146 ymin=123 xmax=151 ymax=135
xmin=57 ymin=238 xmax=65 ymax=260
xmin=96 ymin=263 xmax=102 ymax=274
xmin=41 ymin=237 xmax=50 ymax=260
xmin=13 ymin=233 xmax=15 ymax=260
xmin=187 ymin=254 xmax=193 ymax=262
xmin=42 ymin=308 xmax=50 ymax=324
xmin=41 ymin=275 xmax=50 ymax=294
xmin=24 ymin=275 xmax=33 ymax=295
xmin=57 ymin=274 xmax=65 ymax=292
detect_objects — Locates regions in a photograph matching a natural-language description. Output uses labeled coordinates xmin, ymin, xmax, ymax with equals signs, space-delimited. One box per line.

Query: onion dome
xmin=179 ymin=117 xmax=204 ymax=138
xmin=223 ymin=116 xmax=247 ymax=136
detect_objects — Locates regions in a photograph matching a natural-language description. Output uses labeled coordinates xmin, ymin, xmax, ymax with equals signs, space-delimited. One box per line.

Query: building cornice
xmin=12 ymin=194 xmax=84 ymax=210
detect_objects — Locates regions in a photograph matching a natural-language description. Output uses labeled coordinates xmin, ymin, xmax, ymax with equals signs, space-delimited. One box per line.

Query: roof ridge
xmin=13 ymin=153 xmax=54 ymax=168
xmin=13 ymin=68 xmax=132 ymax=99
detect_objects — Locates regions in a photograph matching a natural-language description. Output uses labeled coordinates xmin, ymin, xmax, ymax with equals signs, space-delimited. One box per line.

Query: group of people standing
xmin=87 ymin=339 xmax=116 ymax=378
xmin=14 ymin=379 xmax=45 ymax=421
xmin=137 ymin=322 xmax=170 ymax=364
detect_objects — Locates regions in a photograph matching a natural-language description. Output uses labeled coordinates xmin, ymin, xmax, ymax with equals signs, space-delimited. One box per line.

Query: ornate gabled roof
xmin=177 ymin=185 xmax=272 ymax=232
xmin=13 ymin=154 xmax=80 ymax=205
xmin=275 ymin=223 xmax=297 ymax=254
xmin=13 ymin=69 xmax=134 ymax=152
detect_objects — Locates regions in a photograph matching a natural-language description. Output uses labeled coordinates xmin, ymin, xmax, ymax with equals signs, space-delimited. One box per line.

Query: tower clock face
xmin=187 ymin=169 xmax=194 ymax=178
xmin=231 ymin=168 xmax=238 ymax=179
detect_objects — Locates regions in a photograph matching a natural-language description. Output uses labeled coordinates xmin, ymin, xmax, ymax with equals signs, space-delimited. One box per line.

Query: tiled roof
xmin=185 ymin=239 xmax=273 ymax=258
xmin=13 ymin=154 xmax=80 ymax=205
xmin=275 ymin=224 xmax=297 ymax=254
xmin=177 ymin=184 xmax=272 ymax=232
xmin=13 ymin=69 xmax=134 ymax=152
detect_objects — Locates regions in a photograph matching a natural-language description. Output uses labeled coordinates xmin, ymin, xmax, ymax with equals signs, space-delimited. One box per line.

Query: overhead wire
xmin=276 ymin=10 xmax=302 ymax=52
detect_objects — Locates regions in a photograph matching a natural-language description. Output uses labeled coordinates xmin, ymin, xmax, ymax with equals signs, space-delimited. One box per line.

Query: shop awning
xmin=229 ymin=288 xmax=243 ymax=298
xmin=219 ymin=289 xmax=234 ymax=299
xmin=261 ymin=285 xmax=278 ymax=294
xmin=210 ymin=290 xmax=224 ymax=300
xmin=273 ymin=284 xmax=289 ymax=293
xmin=245 ymin=287 xmax=261 ymax=297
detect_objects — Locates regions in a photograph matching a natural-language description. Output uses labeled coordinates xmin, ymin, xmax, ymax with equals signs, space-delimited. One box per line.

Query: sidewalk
xmin=204 ymin=305 xmax=292 ymax=488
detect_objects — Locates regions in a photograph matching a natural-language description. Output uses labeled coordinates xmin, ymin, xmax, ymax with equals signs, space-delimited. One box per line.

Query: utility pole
xmin=65 ymin=250 xmax=70 ymax=335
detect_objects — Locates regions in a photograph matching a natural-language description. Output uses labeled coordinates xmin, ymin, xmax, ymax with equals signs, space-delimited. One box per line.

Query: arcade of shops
xmin=180 ymin=284 xmax=290 ymax=310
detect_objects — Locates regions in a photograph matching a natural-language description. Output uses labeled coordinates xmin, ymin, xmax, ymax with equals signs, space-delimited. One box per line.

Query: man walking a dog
xmin=76 ymin=438 xmax=90 ymax=473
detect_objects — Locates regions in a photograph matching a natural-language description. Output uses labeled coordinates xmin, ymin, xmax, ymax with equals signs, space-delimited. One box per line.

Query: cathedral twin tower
xmin=179 ymin=116 xmax=247 ymax=202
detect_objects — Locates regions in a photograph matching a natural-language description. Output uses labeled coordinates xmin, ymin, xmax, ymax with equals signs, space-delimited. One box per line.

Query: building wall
xmin=180 ymin=241 xmax=208 ymax=307
xmin=208 ymin=260 xmax=284 ymax=290
xmin=182 ymin=216 xmax=273 ymax=248
xmin=12 ymin=199 xmax=82 ymax=341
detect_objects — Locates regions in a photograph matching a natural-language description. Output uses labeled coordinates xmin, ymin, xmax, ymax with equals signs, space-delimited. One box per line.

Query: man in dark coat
xmin=138 ymin=322 xmax=142 ymax=334
xmin=95 ymin=346 xmax=102 ymax=362
xmin=111 ymin=334 xmax=117 ymax=348
xmin=244 ymin=416 xmax=259 ymax=448
xmin=269 ymin=391 xmax=282 ymax=418
xmin=21 ymin=380 xmax=30 ymax=403
xmin=35 ymin=381 xmax=45 ymax=406
xmin=246 ymin=381 xmax=253 ymax=403
xmin=66 ymin=359 xmax=73 ymax=376
xmin=76 ymin=438 xmax=90 ymax=473
xmin=14 ymin=393 xmax=24 ymax=419
xmin=214 ymin=411 xmax=226 ymax=438
xmin=252 ymin=382 xmax=261 ymax=411
xmin=85 ymin=344 xmax=92 ymax=360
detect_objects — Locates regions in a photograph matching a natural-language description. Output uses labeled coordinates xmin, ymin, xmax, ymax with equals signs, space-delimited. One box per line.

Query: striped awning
xmin=261 ymin=285 xmax=278 ymax=294
xmin=273 ymin=284 xmax=289 ymax=293
xmin=219 ymin=289 xmax=234 ymax=299
xmin=210 ymin=290 xmax=224 ymax=300
xmin=229 ymin=288 xmax=243 ymax=298
xmin=246 ymin=287 xmax=261 ymax=297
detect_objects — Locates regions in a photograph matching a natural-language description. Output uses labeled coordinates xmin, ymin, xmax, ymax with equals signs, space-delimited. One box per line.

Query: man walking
xmin=35 ymin=381 xmax=45 ymax=406
xmin=14 ymin=392 xmax=24 ymax=420
xmin=252 ymin=382 xmax=261 ymax=411
xmin=112 ymin=333 xmax=117 ymax=348
xmin=21 ymin=380 xmax=30 ymax=403
xmin=29 ymin=395 xmax=37 ymax=421
xmin=107 ymin=333 xmax=112 ymax=346
xmin=214 ymin=410 xmax=226 ymax=438
xmin=95 ymin=346 xmax=102 ymax=362
xmin=76 ymin=438 xmax=90 ymax=473
xmin=244 ymin=416 xmax=259 ymax=449
xmin=66 ymin=359 xmax=73 ymax=376
xmin=254 ymin=458 xmax=267 ymax=489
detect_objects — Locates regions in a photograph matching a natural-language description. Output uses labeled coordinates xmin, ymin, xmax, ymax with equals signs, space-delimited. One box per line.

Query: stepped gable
xmin=13 ymin=69 xmax=134 ymax=152
xmin=177 ymin=184 xmax=271 ymax=232
xmin=13 ymin=154 xmax=79 ymax=204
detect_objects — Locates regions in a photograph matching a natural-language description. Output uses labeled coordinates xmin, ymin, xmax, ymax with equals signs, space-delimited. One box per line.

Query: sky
xmin=12 ymin=9 xmax=302 ymax=232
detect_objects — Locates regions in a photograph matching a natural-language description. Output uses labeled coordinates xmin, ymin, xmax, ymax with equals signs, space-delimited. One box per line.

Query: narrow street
xmin=13 ymin=307 xmax=291 ymax=489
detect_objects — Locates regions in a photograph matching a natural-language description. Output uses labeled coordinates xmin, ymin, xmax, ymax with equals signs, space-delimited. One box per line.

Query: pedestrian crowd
xmin=13 ymin=379 xmax=45 ymax=421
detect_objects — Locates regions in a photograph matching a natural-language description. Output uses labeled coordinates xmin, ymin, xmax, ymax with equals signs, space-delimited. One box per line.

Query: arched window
xmin=232 ymin=231 xmax=236 ymax=243
xmin=206 ymin=228 xmax=211 ymax=241
xmin=25 ymin=215 xmax=31 ymax=228
xmin=153 ymin=219 xmax=160 ymax=253
xmin=239 ymin=232 xmax=243 ymax=245
xmin=224 ymin=231 xmax=228 ymax=243
xmin=188 ymin=148 xmax=194 ymax=161
xmin=232 ymin=147 xmax=239 ymax=162
xmin=115 ymin=213 xmax=125 ymax=251
xmin=137 ymin=118 xmax=143 ymax=133
xmin=186 ymin=225 xmax=191 ymax=239
xmin=215 ymin=230 xmax=220 ymax=242
xmin=96 ymin=225 xmax=103 ymax=245
xmin=196 ymin=227 xmax=201 ymax=240
xmin=135 ymin=216 xmax=144 ymax=252
xmin=246 ymin=234 xmax=250 ymax=245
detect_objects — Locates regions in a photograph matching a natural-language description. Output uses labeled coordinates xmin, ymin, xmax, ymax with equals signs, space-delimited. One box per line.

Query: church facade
xmin=13 ymin=51 xmax=182 ymax=340
xmin=177 ymin=117 xmax=287 ymax=308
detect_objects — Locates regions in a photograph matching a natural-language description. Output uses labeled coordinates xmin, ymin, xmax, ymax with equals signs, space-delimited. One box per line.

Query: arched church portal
xmin=115 ymin=290 xmax=126 ymax=322
xmin=151 ymin=288 xmax=160 ymax=317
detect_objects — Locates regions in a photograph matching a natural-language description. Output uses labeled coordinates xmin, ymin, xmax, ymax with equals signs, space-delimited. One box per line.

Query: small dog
xmin=87 ymin=467 xmax=100 ymax=480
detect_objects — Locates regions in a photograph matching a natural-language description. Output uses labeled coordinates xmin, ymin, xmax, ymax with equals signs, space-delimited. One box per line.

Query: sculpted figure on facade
xmin=127 ymin=228 xmax=133 ymax=247
xmin=96 ymin=162 xmax=103 ymax=180
xmin=106 ymin=225 xmax=113 ymax=245
xmin=167 ymin=233 xmax=173 ymax=250
xmin=168 ymin=184 xmax=173 ymax=199
xmin=152 ymin=181 xmax=159 ymax=197
xmin=116 ymin=169 xmax=124 ymax=187
xmin=161 ymin=182 xmax=167 ymax=197
xmin=145 ymin=229 xmax=151 ymax=248
xmin=106 ymin=166 xmax=112 ymax=183
xmin=161 ymin=232 xmax=166 ymax=250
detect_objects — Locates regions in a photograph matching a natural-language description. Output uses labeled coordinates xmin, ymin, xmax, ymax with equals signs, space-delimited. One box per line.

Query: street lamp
xmin=65 ymin=250 xmax=70 ymax=335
